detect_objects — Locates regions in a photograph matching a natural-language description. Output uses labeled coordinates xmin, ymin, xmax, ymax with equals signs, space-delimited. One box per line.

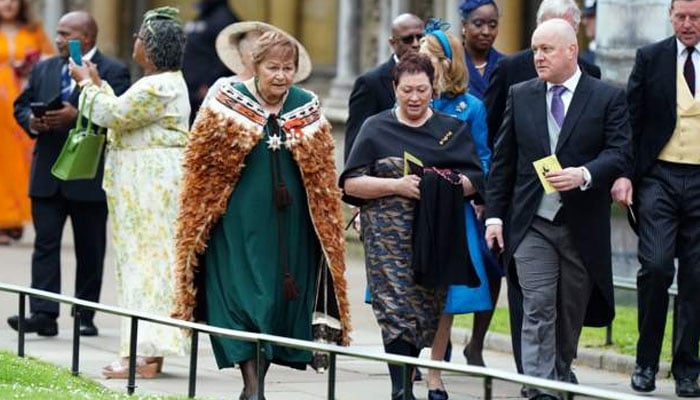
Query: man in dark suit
xmin=481 ymin=0 xmax=601 ymax=376
xmin=484 ymin=0 xmax=601 ymax=148
xmin=485 ymin=19 xmax=629 ymax=398
xmin=613 ymin=0 xmax=700 ymax=396
xmin=8 ymin=11 xmax=130 ymax=337
xmin=344 ymin=13 xmax=423 ymax=161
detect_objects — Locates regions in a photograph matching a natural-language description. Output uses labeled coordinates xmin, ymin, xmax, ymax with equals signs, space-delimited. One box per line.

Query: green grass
xmin=0 ymin=351 xmax=190 ymax=400
xmin=454 ymin=306 xmax=673 ymax=362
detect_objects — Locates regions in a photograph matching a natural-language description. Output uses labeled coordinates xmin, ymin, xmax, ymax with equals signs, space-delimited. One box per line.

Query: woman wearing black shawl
xmin=339 ymin=53 xmax=484 ymax=400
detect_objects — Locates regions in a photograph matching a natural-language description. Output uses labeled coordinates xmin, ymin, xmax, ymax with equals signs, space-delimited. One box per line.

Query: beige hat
xmin=215 ymin=21 xmax=312 ymax=83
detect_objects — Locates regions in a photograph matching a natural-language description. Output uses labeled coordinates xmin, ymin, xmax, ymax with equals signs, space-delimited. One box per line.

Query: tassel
xmin=284 ymin=272 xmax=300 ymax=300
xmin=274 ymin=184 xmax=292 ymax=209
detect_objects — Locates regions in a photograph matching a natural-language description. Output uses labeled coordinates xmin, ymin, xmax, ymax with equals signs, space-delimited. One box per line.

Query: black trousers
xmin=636 ymin=161 xmax=700 ymax=379
xmin=30 ymin=195 xmax=107 ymax=322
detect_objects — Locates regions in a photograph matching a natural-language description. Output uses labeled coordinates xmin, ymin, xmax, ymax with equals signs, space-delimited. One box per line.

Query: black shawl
xmin=339 ymin=109 xmax=484 ymax=206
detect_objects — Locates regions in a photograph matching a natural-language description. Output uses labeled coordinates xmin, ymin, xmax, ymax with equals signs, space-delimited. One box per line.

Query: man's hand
xmin=29 ymin=116 xmax=50 ymax=133
xmin=43 ymin=103 xmax=78 ymax=130
xmin=611 ymin=177 xmax=633 ymax=207
xmin=485 ymin=224 xmax=504 ymax=253
xmin=546 ymin=167 xmax=585 ymax=191
xmin=394 ymin=174 xmax=421 ymax=199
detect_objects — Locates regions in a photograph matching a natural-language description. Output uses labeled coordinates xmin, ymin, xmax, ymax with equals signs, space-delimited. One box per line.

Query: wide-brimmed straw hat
xmin=215 ymin=21 xmax=312 ymax=83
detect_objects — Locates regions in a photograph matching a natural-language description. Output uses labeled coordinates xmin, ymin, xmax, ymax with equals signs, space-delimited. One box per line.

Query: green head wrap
xmin=142 ymin=6 xmax=182 ymax=35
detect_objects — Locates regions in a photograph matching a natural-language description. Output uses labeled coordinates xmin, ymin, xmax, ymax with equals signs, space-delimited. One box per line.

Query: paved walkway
xmin=0 ymin=225 xmax=672 ymax=399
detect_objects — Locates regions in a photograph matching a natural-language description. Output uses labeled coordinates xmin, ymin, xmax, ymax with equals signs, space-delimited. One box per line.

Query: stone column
xmin=324 ymin=0 xmax=361 ymax=123
xmin=41 ymin=0 xmax=65 ymax=38
xmin=596 ymin=0 xmax=672 ymax=86
xmin=377 ymin=0 xmax=410 ymax=62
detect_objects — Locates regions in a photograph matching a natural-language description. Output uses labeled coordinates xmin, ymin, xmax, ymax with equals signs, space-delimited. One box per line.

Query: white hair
xmin=536 ymin=0 xmax=581 ymax=28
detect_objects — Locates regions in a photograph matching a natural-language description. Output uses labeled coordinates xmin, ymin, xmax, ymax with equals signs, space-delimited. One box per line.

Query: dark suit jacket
xmin=627 ymin=36 xmax=678 ymax=182
xmin=14 ymin=51 xmax=130 ymax=202
xmin=344 ymin=57 xmax=396 ymax=161
xmin=486 ymin=73 xmax=631 ymax=326
xmin=484 ymin=49 xmax=602 ymax=148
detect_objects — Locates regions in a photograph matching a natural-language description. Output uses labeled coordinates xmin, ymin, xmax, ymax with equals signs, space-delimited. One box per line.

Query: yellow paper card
xmin=532 ymin=154 xmax=563 ymax=194
xmin=403 ymin=151 xmax=423 ymax=176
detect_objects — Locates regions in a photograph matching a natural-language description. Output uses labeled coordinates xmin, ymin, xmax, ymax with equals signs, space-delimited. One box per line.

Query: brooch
xmin=439 ymin=130 xmax=453 ymax=146
xmin=455 ymin=101 xmax=466 ymax=113
xmin=266 ymin=134 xmax=282 ymax=151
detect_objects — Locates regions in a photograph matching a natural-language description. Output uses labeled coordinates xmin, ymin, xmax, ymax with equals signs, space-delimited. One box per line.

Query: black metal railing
xmin=0 ymin=282 xmax=648 ymax=400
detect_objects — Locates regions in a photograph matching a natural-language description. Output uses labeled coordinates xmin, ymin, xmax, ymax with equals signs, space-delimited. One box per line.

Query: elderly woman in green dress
xmin=69 ymin=7 xmax=190 ymax=378
xmin=172 ymin=29 xmax=350 ymax=400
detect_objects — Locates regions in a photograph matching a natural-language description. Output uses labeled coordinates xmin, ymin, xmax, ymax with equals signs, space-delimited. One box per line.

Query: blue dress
xmin=433 ymin=93 xmax=503 ymax=304
xmin=465 ymin=47 xmax=504 ymax=100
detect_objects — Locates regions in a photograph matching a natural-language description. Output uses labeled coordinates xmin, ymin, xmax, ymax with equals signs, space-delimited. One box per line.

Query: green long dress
xmin=204 ymin=84 xmax=321 ymax=369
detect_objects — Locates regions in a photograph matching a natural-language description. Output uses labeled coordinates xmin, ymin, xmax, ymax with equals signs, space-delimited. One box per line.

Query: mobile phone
xmin=30 ymin=102 xmax=48 ymax=118
xmin=68 ymin=39 xmax=82 ymax=66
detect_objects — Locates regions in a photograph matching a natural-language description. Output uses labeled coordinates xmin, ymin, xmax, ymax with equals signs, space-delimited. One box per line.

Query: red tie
xmin=685 ymin=47 xmax=695 ymax=97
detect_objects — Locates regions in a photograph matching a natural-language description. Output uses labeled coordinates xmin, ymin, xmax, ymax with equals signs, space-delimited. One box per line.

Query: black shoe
xmin=676 ymin=378 xmax=700 ymax=397
xmin=428 ymin=388 xmax=449 ymax=400
xmin=79 ymin=320 xmax=98 ymax=336
xmin=7 ymin=313 xmax=58 ymax=336
xmin=630 ymin=364 xmax=656 ymax=392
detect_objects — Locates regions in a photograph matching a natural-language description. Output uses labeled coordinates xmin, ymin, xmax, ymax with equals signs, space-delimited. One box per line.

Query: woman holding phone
xmin=0 ymin=0 xmax=53 ymax=244
xmin=70 ymin=6 xmax=189 ymax=378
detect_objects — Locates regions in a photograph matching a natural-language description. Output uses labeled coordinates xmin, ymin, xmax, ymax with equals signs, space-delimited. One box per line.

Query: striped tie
xmin=60 ymin=64 xmax=72 ymax=101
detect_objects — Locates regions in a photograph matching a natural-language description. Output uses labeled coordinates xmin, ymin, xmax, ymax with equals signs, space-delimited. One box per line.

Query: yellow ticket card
xmin=403 ymin=151 xmax=423 ymax=176
xmin=532 ymin=154 xmax=562 ymax=194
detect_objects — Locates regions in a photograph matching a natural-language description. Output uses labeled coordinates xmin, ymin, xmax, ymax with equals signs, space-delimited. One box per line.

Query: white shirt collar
xmin=546 ymin=66 xmax=582 ymax=93
xmin=83 ymin=46 xmax=97 ymax=61
xmin=676 ymin=38 xmax=700 ymax=58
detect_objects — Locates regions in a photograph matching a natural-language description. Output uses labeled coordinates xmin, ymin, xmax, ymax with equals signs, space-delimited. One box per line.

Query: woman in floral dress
xmin=70 ymin=7 xmax=189 ymax=378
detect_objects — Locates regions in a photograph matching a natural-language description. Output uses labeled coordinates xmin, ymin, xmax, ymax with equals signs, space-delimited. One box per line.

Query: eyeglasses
xmin=395 ymin=33 xmax=424 ymax=44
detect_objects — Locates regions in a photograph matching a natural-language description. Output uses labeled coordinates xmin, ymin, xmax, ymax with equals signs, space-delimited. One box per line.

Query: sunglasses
xmin=395 ymin=33 xmax=424 ymax=44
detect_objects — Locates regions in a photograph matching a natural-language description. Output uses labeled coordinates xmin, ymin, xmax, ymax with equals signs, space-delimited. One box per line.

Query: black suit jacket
xmin=344 ymin=57 xmax=396 ymax=161
xmin=484 ymin=49 xmax=602 ymax=148
xmin=14 ymin=51 xmax=130 ymax=202
xmin=486 ymin=74 xmax=631 ymax=326
xmin=627 ymin=36 xmax=678 ymax=182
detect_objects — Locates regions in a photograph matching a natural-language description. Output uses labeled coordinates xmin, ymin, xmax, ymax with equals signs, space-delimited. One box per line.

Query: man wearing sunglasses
xmin=345 ymin=13 xmax=424 ymax=161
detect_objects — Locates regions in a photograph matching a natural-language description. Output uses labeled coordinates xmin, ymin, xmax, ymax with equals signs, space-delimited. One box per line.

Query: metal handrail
xmin=0 ymin=282 xmax=648 ymax=400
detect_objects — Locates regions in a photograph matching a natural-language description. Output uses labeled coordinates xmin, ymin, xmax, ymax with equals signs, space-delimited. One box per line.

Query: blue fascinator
xmin=458 ymin=0 xmax=496 ymax=19
xmin=424 ymin=18 xmax=452 ymax=61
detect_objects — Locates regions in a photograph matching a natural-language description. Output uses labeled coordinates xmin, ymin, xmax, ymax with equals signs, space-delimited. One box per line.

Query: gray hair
xmin=536 ymin=0 xmax=581 ymax=28
xmin=141 ymin=18 xmax=186 ymax=71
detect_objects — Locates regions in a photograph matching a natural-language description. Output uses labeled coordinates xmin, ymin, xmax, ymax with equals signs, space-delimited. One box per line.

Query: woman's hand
xmin=68 ymin=59 xmax=102 ymax=86
xmin=394 ymin=174 xmax=421 ymax=200
xmin=460 ymin=174 xmax=476 ymax=196
xmin=471 ymin=200 xmax=485 ymax=220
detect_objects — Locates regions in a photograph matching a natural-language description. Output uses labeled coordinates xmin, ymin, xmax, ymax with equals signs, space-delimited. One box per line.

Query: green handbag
xmin=51 ymin=93 xmax=106 ymax=181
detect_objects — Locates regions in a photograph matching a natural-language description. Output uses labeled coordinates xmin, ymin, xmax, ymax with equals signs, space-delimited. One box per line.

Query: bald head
xmin=391 ymin=13 xmax=423 ymax=36
xmin=531 ymin=18 xmax=579 ymax=83
xmin=389 ymin=13 xmax=424 ymax=59
xmin=55 ymin=11 xmax=98 ymax=59
xmin=60 ymin=11 xmax=98 ymax=41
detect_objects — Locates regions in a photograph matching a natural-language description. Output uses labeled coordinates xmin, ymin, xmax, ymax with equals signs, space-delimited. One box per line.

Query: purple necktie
xmin=550 ymin=85 xmax=566 ymax=128
xmin=685 ymin=47 xmax=695 ymax=97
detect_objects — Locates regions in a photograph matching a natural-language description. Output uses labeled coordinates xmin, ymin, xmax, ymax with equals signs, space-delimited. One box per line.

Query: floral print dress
xmin=79 ymin=71 xmax=190 ymax=357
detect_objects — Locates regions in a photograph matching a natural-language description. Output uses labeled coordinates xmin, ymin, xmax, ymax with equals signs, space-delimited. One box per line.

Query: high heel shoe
xmin=428 ymin=388 xmax=449 ymax=400
xmin=102 ymin=357 xmax=160 ymax=379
